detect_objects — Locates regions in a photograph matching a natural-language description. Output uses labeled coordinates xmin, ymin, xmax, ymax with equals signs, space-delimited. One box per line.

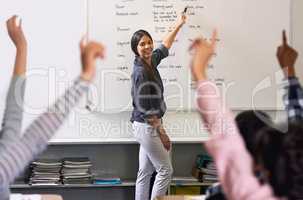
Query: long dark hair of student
xmin=235 ymin=110 xmax=272 ymax=160
xmin=131 ymin=29 xmax=156 ymax=81
xmin=254 ymin=122 xmax=303 ymax=199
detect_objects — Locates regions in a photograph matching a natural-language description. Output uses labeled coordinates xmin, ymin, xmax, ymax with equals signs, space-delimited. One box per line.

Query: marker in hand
xmin=183 ymin=6 xmax=188 ymax=14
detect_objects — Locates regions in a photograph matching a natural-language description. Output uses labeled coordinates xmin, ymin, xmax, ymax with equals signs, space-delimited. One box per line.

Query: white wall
xmin=1 ymin=1 xmax=300 ymax=143
xmin=293 ymin=0 xmax=303 ymax=79
xmin=52 ymin=1 xmax=303 ymax=143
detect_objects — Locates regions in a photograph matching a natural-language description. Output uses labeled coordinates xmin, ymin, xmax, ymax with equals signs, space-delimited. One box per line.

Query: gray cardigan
xmin=130 ymin=44 xmax=169 ymax=123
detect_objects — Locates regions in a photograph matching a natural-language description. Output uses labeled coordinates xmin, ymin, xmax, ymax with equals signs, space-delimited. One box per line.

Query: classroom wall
xmin=52 ymin=0 xmax=303 ymax=143
xmin=50 ymin=0 xmax=303 ymax=143
xmin=12 ymin=2 xmax=302 ymax=199
xmin=293 ymin=0 xmax=303 ymax=79
xmin=0 ymin=2 xmax=298 ymax=143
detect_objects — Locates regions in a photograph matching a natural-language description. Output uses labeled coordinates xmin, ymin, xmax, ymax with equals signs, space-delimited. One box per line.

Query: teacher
xmin=130 ymin=13 xmax=186 ymax=200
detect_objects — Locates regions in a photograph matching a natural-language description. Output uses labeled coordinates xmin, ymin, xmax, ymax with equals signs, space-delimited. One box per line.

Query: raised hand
xmin=276 ymin=30 xmax=298 ymax=77
xmin=6 ymin=15 xmax=27 ymax=75
xmin=80 ymin=37 xmax=105 ymax=81
xmin=189 ymin=29 xmax=217 ymax=81
xmin=176 ymin=12 xmax=187 ymax=28
xmin=6 ymin=15 xmax=27 ymax=50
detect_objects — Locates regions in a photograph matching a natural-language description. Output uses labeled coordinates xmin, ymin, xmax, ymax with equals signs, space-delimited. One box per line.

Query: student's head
xmin=131 ymin=30 xmax=154 ymax=60
xmin=235 ymin=110 xmax=272 ymax=159
xmin=254 ymin=122 xmax=303 ymax=199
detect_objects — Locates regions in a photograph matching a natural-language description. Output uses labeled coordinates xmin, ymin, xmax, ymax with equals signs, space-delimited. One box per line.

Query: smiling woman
xmin=129 ymin=13 xmax=186 ymax=200
xmin=136 ymin=35 xmax=154 ymax=61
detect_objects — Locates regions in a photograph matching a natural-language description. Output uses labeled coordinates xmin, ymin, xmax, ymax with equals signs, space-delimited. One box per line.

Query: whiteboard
xmin=0 ymin=0 xmax=87 ymax=133
xmin=88 ymin=0 xmax=291 ymax=112
xmin=0 ymin=1 xmax=294 ymax=143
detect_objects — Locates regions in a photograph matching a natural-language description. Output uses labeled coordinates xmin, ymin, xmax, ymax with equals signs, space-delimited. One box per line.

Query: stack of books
xmin=192 ymin=154 xmax=218 ymax=183
xmin=200 ymin=161 xmax=218 ymax=183
xmin=171 ymin=176 xmax=199 ymax=186
xmin=61 ymin=157 xmax=93 ymax=184
xmin=29 ymin=159 xmax=62 ymax=185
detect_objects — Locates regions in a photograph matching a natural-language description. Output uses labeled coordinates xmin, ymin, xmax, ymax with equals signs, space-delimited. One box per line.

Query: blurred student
xmin=0 ymin=15 xmax=105 ymax=200
xmin=205 ymin=30 xmax=301 ymax=200
xmin=277 ymin=31 xmax=302 ymax=122
xmin=188 ymin=29 xmax=302 ymax=199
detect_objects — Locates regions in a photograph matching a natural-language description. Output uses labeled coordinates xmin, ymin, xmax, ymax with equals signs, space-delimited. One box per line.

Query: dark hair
xmin=131 ymin=29 xmax=153 ymax=56
xmin=254 ymin=122 xmax=303 ymax=199
xmin=131 ymin=30 xmax=155 ymax=80
xmin=235 ymin=110 xmax=272 ymax=160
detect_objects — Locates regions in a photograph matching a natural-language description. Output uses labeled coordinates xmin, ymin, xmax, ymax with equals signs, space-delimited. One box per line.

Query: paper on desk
xmin=10 ymin=194 xmax=42 ymax=200
xmin=184 ymin=195 xmax=205 ymax=200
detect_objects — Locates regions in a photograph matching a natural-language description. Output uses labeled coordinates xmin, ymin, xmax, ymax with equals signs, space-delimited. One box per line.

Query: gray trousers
xmin=133 ymin=121 xmax=173 ymax=200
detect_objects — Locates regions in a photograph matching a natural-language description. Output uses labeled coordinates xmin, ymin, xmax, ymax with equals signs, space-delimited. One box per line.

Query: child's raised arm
xmin=189 ymin=30 xmax=278 ymax=200
xmin=7 ymin=15 xmax=27 ymax=76
xmin=0 ymin=39 xmax=105 ymax=199
xmin=277 ymin=31 xmax=303 ymax=121
xmin=0 ymin=16 xmax=28 ymax=140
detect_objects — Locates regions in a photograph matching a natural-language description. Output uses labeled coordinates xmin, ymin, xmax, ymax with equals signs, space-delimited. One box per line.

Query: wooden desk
xmin=42 ymin=195 xmax=63 ymax=200
xmin=155 ymin=195 xmax=205 ymax=200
